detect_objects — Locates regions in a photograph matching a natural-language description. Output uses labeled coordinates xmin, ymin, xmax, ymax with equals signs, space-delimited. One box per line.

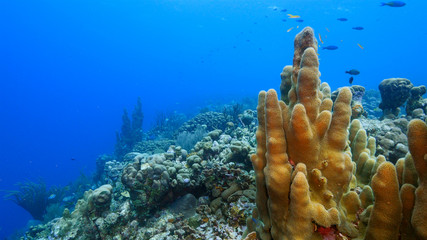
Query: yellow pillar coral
xmin=251 ymin=91 xmax=272 ymax=240
xmin=408 ymin=119 xmax=427 ymax=239
xmin=279 ymin=66 xmax=292 ymax=104
xmin=365 ymin=162 xmax=402 ymax=240
xmin=251 ymin=27 xmax=355 ymax=239
xmin=251 ymin=26 xmax=427 ymax=240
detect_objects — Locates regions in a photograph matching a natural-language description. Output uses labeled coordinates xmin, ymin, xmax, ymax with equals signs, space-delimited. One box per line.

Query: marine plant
xmin=176 ymin=125 xmax=207 ymax=151
xmin=249 ymin=27 xmax=427 ymax=240
xmin=115 ymin=97 xmax=144 ymax=159
xmin=5 ymin=180 xmax=49 ymax=221
xmin=5 ymin=179 xmax=72 ymax=222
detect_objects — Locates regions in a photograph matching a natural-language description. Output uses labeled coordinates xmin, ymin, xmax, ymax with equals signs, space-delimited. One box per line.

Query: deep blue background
xmin=0 ymin=0 xmax=425 ymax=238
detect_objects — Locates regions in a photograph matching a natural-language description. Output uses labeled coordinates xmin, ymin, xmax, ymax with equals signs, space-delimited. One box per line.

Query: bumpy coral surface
xmin=250 ymin=27 xmax=427 ymax=240
xmin=378 ymin=78 xmax=413 ymax=117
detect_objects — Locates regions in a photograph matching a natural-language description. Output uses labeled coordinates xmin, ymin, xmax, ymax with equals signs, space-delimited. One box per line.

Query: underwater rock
xmin=207 ymin=129 xmax=222 ymax=140
xmin=406 ymin=85 xmax=427 ymax=118
xmin=239 ymin=109 xmax=256 ymax=126
xmin=89 ymin=184 xmax=113 ymax=213
xmin=360 ymin=118 xmax=409 ymax=163
xmin=132 ymin=139 xmax=175 ymax=155
xmin=178 ymin=111 xmax=229 ymax=134
xmin=379 ymin=78 xmax=413 ymax=118
xmin=169 ymin=193 xmax=197 ymax=218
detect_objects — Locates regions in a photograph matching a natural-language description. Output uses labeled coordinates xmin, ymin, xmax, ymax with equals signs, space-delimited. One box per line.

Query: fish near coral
xmin=381 ymin=1 xmax=406 ymax=7
xmin=287 ymin=14 xmax=300 ymax=18
xmin=322 ymin=45 xmax=338 ymax=50
xmin=346 ymin=69 xmax=360 ymax=75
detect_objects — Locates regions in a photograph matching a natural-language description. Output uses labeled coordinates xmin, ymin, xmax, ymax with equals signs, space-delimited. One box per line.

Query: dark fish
xmin=71 ymin=158 xmax=76 ymax=161
xmin=352 ymin=26 xmax=364 ymax=30
xmin=322 ymin=45 xmax=338 ymax=50
xmin=296 ymin=19 xmax=304 ymax=22
xmin=381 ymin=1 xmax=406 ymax=7
xmin=349 ymin=76 xmax=354 ymax=84
xmin=346 ymin=69 xmax=360 ymax=75
xmin=282 ymin=19 xmax=287 ymax=22
xmin=281 ymin=9 xmax=287 ymax=12
xmin=337 ymin=18 xmax=348 ymax=21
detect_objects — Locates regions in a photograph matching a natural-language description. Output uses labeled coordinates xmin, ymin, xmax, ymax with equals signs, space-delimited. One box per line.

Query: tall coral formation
xmin=251 ymin=27 xmax=427 ymax=240
xmin=407 ymin=119 xmax=427 ymax=239
xmin=115 ymin=97 xmax=144 ymax=160
xmin=252 ymin=27 xmax=355 ymax=239
xmin=378 ymin=78 xmax=413 ymax=118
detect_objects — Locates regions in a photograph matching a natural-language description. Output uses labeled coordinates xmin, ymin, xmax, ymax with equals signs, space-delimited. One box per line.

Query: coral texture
xmin=378 ymin=78 xmax=413 ymax=117
xmin=251 ymin=27 xmax=427 ymax=240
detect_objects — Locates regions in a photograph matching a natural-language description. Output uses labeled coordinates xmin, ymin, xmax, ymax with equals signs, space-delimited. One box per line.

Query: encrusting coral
xmin=250 ymin=27 xmax=427 ymax=240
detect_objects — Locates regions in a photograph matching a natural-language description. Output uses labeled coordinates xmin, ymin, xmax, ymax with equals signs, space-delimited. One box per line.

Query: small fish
xmin=322 ymin=45 xmax=338 ymax=50
xmin=325 ymin=27 xmax=330 ymax=32
xmin=287 ymin=27 xmax=294 ymax=32
xmin=282 ymin=19 xmax=287 ymax=22
xmin=352 ymin=26 xmax=364 ymax=30
xmin=270 ymin=6 xmax=279 ymax=11
xmin=319 ymin=33 xmax=324 ymax=44
xmin=296 ymin=19 xmax=304 ymax=22
xmin=349 ymin=76 xmax=354 ymax=84
xmin=337 ymin=18 xmax=348 ymax=21
xmin=287 ymin=14 xmax=301 ymax=18
xmin=71 ymin=158 xmax=76 ymax=161
xmin=381 ymin=1 xmax=406 ymax=7
xmin=281 ymin=9 xmax=287 ymax=12
xmin=296 ymin=25 xmax=299 ymax=28
xmin=346 ymin=69 xmax=360 ymax=75
xmin=357 ymin=43 xmax=364 ymax=49
xmin=48 ymin=194 xmax=56 ymax=200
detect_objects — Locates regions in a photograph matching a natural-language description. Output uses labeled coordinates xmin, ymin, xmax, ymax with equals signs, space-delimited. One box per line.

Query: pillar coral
xmin=251 ymin=27 xmax=427 ymax=240
xmin=251 ymin=27 xmax=355 ymax=239
xmin=407 ymin=119 xmax=427 ymax=239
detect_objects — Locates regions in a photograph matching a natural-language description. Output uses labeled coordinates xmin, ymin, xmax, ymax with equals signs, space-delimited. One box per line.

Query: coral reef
xmin=406 ymin=85 xmax=427 ymax=118
xmin=359 ymin=117 xmax=409 ymax=163
xmin=332 ymin=85 xmax=366 ymax=119
xmin=178 ymin=111 xmax=229 ymax=134
xmin=132 ymin=139 xmax=175 ymax=154
xmin=378 ymin=78 xmax=413 ymax=118
xmin=250 ymin=27 xmax=427 ymax=240
xmin=16 ymin=26 xmax=427 ymax=240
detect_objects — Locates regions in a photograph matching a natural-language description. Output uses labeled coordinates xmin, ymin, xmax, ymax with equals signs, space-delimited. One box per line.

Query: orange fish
xmin=358 ymin=43 xmax=364 ymax=49
xmin=287 ymin=14 xmax=301 ymax=18
xmin=318 ymin=33 xmax=324 ymax=44
xmin=287 ymin=27 xmax=294 ymax=32
xmin=289 ymin=158 xmax=295 ymax=167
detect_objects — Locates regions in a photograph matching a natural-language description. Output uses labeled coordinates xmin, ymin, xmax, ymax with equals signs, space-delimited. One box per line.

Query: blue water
xmin=0 ymin=0 xmax=425 ymax=238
